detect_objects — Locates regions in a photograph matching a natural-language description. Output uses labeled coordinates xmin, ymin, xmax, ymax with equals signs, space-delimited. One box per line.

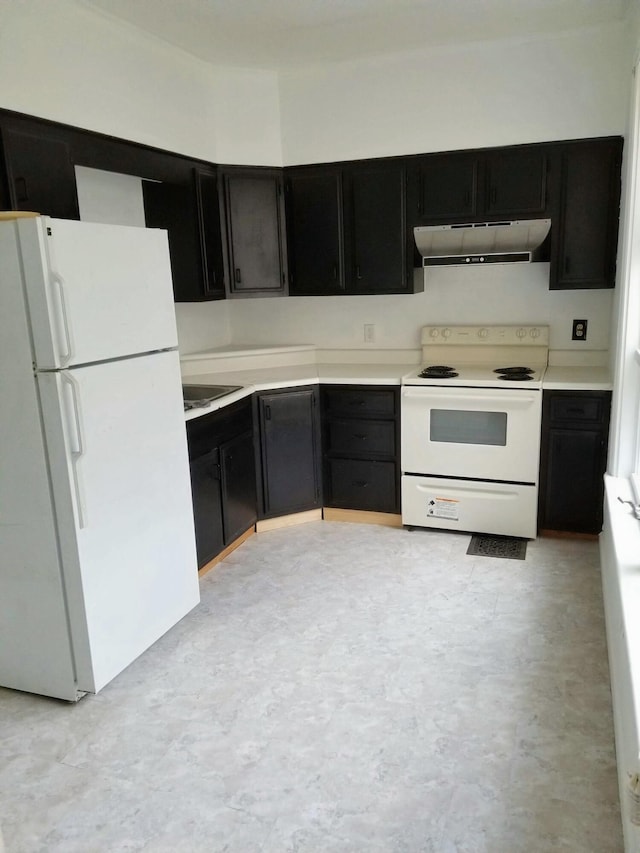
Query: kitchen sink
xmin=182 ymin=384 xmax=243 ymax=410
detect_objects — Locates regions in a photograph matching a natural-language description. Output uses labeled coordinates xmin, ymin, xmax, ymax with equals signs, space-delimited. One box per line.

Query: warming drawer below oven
xmin=401 ymin=475 xmax=538 ymax=539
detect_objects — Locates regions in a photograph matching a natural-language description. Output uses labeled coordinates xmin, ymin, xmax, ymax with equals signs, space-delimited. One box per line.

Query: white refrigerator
xmin=0 ymin=215 xmax=200 ymax=701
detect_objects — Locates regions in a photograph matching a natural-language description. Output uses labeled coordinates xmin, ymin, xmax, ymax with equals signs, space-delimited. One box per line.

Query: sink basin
xmin=182 ymin=384 xmax=243 ymax=409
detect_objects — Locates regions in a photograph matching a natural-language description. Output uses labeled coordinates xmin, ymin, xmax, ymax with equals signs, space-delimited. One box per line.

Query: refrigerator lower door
xmin=37 ymin=349 xmax=199 ymax=694
xmin=17 ymin=216 xmax=178 ymax=369
xmin=0 ymin=231 xmax=78 ymax=700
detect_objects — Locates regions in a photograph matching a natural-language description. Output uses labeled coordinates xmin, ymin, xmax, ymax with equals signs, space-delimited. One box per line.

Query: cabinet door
xmin=224 ymin=171 xmax=286 ymax=295
xmin=550 ymin=140 xmax=622 ymax=290
xmin=189 ymin=448 xmax=225 ymax=568
xmin=541 ymin=428 xmax=607 ymax=534
xmin=346 ymin=162 xmax=408 ymax=294
xmin=220 ymin=430 xmax=257 ymax=544
xmin=417 ymin=153 xmax=478 ymax=220
xmin=143 ymin=177 xmax=205 ymax=302
xmin=195 ymin=168 xmax=226 ymax=300
xmin=484 ymin=148 xmax=547 ymax=216
xmin=1 ymin=128 xmax=79 ymax=219
xmin=286 ymin=169 xmax=344 ymax=295
xmin=258 ymin=389 xmax=321 ymax=517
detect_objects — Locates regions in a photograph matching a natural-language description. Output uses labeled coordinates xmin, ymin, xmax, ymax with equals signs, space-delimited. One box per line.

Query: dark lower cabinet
xmin=186 ymin=398 xmax=257 ymax=568
xmin=321 ymin=385 xmax=400 ymax=513
xmin=255 ymin=387 xmax=322 ymax=518
xmin=538 ymin=390 xmax=611 ymax=534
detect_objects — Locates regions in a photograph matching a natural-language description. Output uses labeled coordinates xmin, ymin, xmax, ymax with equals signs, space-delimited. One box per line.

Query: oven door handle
xmin=401 ymin=389 xmax=539 ymax=407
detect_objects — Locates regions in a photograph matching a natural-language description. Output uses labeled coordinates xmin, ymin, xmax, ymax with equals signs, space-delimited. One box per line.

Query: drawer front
xmin=323 ymin=387 xmax=396 ymax=417
xmin=326 ymin=418 xmax=396 ymax=456
xmin=549 ymin=395 xmax=604 ymax=424
xmin=326 ymin=458 xmax=397 ymax=512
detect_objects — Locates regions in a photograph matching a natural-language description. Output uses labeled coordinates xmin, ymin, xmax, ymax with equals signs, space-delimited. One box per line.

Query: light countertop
xmin=181 ymin=348 xmax=614 ymax=420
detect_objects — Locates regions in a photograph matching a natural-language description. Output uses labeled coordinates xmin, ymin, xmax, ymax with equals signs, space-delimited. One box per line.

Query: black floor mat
xmin=466 ymin=534 xmax=527 ymax=560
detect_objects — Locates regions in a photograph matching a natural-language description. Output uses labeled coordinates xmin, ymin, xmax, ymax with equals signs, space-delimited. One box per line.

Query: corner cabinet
xmin=286 ymin=160 xmax=422 ymax=296
xmin=255 ymin=387 xmax=322 ymax=519
xmin=549 ymin=139 xmax=623 ymax=290
xmin=221 ymin=168 xmax=288 ymax=296
xmin=321 ymin=386 xmax=400 ymax=514
xmin=186 ymin=398 xmax=257 ymax=568
xmin=538 ymin=390 xmax=611 ymax=535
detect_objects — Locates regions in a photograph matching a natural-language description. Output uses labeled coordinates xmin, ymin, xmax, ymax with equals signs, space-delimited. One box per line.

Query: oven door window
xmin=430 ymin=409 xmax=507 ymax=446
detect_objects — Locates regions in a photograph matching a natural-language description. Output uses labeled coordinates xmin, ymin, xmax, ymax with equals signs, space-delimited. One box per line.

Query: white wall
xmin=279 ymin=24 xmax=628 ymax=164
xmin=0 ymin=0 xmax=282 ymax=166
xmin=228 ymin=263 xmax=613 ymax=354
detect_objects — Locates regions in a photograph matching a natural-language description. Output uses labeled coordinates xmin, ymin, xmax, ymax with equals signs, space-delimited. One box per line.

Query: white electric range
xmin=401 ymin=325 xmax=549 ymax=539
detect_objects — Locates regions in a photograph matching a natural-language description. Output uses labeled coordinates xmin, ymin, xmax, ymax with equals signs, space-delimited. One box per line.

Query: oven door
xmin=401 ymin=386 xmax=542 ymax=483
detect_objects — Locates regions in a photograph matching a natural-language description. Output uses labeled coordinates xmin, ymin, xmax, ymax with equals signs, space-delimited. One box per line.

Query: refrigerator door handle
xmin=51 ymin=273 xmax=73 ymax=364
xmin=61 ymin=371 xmax=87 ymax=528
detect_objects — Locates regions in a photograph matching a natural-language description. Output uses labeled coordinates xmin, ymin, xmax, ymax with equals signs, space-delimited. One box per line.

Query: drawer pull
xmin=353 ymin=433 xmax=368 ymax=440
xmin=567 ymin=407 xmax=584 ymax=415
xmin=349 ymin=400 xmax=366 ymax=407
xmin=353 ymin=480 xmax=369 ymax=488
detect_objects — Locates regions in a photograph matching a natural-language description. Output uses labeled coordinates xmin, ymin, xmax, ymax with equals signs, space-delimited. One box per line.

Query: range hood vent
xmin=414 ymin=219 xmax=551 ymax=267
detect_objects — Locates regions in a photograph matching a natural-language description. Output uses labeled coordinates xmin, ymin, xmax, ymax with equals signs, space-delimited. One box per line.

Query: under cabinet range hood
xmin=414 ymin=219 xmax=551 ymax=267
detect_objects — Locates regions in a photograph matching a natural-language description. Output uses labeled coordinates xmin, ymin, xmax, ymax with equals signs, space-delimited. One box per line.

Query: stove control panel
xmin=421 ymin=325 xmax=549 ymax=346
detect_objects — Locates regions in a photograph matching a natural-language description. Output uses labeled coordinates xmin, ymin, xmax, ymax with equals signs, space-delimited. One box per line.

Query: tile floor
xmin=0 ymin=522 xmax=623 ymax=852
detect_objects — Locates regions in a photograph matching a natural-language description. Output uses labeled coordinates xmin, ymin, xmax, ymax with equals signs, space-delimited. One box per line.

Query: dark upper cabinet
xmin=255 ymin=387 xmax=321 ymax=518
xmin=550 ymin=139 xmax=622 ymax=290
xmin=416 ymin=153 xmax=479 ymax=220
xmin=345 ymin=161 xmax=412 ymax=294
xmin=483 ymin=148 xmax=547 ymax=216
xmin=1 ymin=128 xmax=79 ymax=219
xmin=142 ymin=175 xmax=207 ymax=303
xmin=222 ymin=169 xmax=287 ymax=296
xmin=538 ymin=391 xmax=611 ymax=534
xmin=285 ymin=168 xmax=344 ymax=296
xmin=414 ymin=145 xmax=547 ymax=223
xmin=194 ymin=168 xmax=226 ymax=300
xmin=286 ymin=160 xmax=421 ymax=296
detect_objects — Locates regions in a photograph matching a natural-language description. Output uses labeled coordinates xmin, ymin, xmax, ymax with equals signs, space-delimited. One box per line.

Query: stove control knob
xmin=516 ymin=327 xmax=527 ymax=339
xmin=428 ymin=328 xmax=439 ymax=338
xmin=441 ymin=327 xmax=451 ymax=339
xmin=529 ymin=327 xmax=540 ymax=339
xmin=478 ymin=328 xmax=489 ymax=339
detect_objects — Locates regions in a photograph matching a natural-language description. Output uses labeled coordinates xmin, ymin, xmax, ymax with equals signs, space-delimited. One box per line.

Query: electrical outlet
xmin=364 ymin=323 xmax=375 ymax=343
xmin=572 ymin=319 xmax=588 ymax=341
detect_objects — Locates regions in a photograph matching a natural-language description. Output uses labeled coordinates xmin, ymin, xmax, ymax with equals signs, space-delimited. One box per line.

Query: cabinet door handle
xmin=464 ymin=189 xmax=471 ymax=207
xmin=15 ymin=176 xmax=28 ymax=203
xmin=265 ymin=405 xmax=271 ymax=421
xmin=332 ymin=264 xmax=337 ymax=280
xmin=356 ymin=265 xmax=363 ymax=280
xmin=209 ymin=463 xmax=221 ymax=481
xmin=490 ymin=187 xmax=497 ymax=205
xmin=564 ymin=256 xmax=571 ymax=274
xmin=235 ymin=267 xmax=242 ymax=284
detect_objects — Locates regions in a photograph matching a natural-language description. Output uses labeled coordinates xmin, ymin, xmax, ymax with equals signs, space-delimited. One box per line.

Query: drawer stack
xmin=321 ymin=385 xmax=400 ymax=514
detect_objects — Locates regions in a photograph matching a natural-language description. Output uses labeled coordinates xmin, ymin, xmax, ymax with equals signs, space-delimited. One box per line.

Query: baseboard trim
xmin=323 ymin=508 xmax=403 ymax=527
xmin=256 ymin=508 xmax=323 ymax=533
xmin=197 ymin=526 xmax=255 ymax=577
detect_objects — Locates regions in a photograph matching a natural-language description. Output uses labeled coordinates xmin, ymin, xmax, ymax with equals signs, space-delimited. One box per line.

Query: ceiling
xmin=81 ymin=0 xmax=631 ymax=70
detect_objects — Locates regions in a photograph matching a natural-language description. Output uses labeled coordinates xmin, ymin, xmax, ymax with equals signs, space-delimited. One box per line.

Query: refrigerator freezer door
xmin=18 ymin=217 xmax=178 ymax=369
xmin=37 ymin=349 xmax=199 ymax=694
